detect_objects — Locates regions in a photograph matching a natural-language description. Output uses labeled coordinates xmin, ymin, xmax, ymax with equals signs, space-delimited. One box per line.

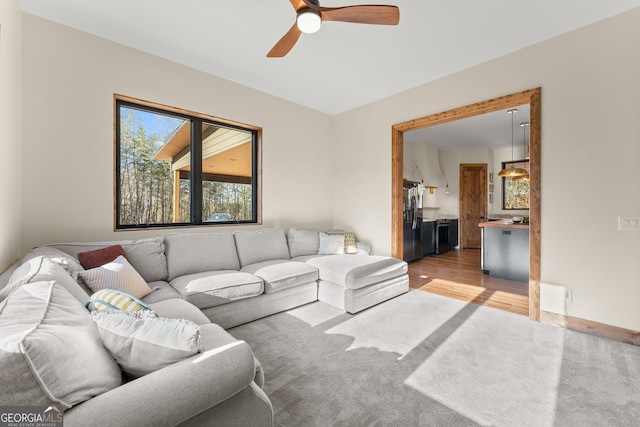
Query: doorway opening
xmin=391 ymin=88 xmax=541 ymax=321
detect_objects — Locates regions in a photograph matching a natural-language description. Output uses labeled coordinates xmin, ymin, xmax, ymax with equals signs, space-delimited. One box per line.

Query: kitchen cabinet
xmin=421 ymin=220 xmax=436 ymax=256
xmin=479 ymin=220 xmax=529 ymax=282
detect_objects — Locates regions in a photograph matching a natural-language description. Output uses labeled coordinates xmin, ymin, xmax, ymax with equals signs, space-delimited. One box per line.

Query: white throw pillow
xmin=318 ymin=232 xmax=345 ymax=255
xmin=91 ymin=310 xmax=202 ymax=378
xmin=0 ymin=281 xmax=122 ymax=408
xmin=78 ymin=255 xmax=154 ymax=299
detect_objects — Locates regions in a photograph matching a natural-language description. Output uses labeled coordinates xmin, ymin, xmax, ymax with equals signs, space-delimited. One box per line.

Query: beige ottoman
xmin=306 ymin=255 xmax=409 ymax=313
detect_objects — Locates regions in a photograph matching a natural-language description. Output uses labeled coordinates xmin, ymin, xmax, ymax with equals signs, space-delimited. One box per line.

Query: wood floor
xmin=408 ymin=249 xmax=530 ymax=316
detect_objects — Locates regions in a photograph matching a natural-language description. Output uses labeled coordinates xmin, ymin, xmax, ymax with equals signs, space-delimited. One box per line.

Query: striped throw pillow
xmin=86 ymin=289 xmax=152 ymax=313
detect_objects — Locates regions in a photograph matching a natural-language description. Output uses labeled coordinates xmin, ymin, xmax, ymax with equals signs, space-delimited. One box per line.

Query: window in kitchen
xmin=502 ymin=160 xmax=530 ymax=210
xmin=115 ymin=95 xmax=261 ymax=229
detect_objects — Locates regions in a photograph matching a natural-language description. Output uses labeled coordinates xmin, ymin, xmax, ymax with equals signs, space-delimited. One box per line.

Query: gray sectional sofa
xmin=0 ymin=227 xmax=408 ymax=426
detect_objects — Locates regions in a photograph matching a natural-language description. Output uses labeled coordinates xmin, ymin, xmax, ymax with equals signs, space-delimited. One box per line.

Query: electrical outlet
xmin=618 ymin=216 xmax=640 ymax=231
xmin=566 ymin=289 xmax=573 ymax=303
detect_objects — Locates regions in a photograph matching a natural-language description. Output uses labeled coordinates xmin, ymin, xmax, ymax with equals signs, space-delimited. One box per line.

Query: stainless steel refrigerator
xmin=403 ymin=181 xmax=423 ymax=262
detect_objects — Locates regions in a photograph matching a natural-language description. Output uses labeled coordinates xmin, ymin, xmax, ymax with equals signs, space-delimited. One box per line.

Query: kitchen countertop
xmin=478 ymin=219 xmax=529 ymax=229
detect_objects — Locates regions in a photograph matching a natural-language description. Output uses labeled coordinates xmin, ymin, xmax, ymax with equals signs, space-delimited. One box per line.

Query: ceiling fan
xmin=267 ymin=0 xmax=400 ymax=57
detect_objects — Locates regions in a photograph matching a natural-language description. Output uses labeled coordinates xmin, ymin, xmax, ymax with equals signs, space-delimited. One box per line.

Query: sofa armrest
xmin=64 ymin=339 xmax=256 ymax=427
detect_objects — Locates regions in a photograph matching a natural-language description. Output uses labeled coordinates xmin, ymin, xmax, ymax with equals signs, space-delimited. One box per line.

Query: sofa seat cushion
xmin=141 ymin=280 xmax=182 ymax=304
xmin=170 ymin=271 xmax=263 ymax=309
xmin=241 ymin=260 xmax=319 ymax=294
xmin=306 ymin=255 xmax=408 ymax=290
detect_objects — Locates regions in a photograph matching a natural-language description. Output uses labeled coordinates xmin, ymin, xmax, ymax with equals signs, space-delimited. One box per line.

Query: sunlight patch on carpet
xmin=404 ymin=305 xmax=566 ymax=426
xmin=324 ymin=291 xmax=469 ymax=359
xmin=285 ymin=301 xmax=345 ymax=327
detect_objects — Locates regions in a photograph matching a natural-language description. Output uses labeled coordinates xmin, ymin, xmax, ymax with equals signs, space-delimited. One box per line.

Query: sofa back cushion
xmin=50 ymin=237 xmax=168 ymax=282
xmin=287 ymin=228 xmax=322 ymax=257
xmin=233 ymin=228 xmax=290 ymax=267
xmin=0 ymin=281 xmax=122 ymax=408
xmin=21 ymin=246 xmax=85 ymax=275
xmin=5 ymin=256 xmax=89 ymax=304
xmin=164 ymin=232 xmax=240 ymax=281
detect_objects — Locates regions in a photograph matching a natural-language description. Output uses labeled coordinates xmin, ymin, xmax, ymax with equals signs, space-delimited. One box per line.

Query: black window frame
xmin=114 ymin=95 xmax=261 ymax=230
xmin=501 ymin=159 xmax=530 ymax=210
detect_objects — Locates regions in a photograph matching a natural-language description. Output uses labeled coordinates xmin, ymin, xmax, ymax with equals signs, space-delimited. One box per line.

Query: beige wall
xmin=333 ymin=8 xmax=640 ymax=331
xmin=0 ymin=0 xmax=22 ymax=272
xmin=20 ymin=14 xmax=335 ymax=253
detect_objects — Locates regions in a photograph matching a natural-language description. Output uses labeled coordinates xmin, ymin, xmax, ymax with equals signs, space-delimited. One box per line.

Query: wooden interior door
xmin=459 ymin=164 xmax=487 ymax=248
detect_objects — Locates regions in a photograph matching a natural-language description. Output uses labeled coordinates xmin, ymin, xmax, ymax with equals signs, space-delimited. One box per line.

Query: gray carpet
xmin=229 ymin=290 xmax=640 ymax=426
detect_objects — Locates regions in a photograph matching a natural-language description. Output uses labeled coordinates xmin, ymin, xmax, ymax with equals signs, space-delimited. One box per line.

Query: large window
xmin=115 ymin=96 xmax=260 ymax=229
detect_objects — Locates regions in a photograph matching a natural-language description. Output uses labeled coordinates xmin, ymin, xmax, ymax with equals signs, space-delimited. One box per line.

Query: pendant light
xmin=498 ymin=109 xmax=528 ymax=179
xmin=513 ymin=122 xmax=530 ymax=181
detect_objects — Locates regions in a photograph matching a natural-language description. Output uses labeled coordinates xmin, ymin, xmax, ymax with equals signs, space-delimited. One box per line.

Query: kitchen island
xmin=478 ymin=219 xmax=529 ymax=282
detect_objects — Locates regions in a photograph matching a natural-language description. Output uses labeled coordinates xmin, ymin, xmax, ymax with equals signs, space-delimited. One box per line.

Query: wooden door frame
xmin=391 ymin=88 xmax=541 ymax=321
xmin=459 ymin=163 xmax=488 ymax=249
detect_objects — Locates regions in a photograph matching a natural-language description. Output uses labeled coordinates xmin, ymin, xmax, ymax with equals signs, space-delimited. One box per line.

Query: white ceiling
xmin=19 ymin=0 xmax=640 ymax=116
xmin=404 ymin=104 xmax=530 ymax=149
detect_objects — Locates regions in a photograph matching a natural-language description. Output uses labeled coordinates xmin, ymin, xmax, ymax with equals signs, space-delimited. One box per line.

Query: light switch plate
xmin=618 ymin=216 xmax=640 ymax=231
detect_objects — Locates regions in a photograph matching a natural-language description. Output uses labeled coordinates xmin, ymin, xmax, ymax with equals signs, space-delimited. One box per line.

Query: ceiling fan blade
xmin=321 ymin=5 xmax=400 ymax=25
xmin=267 ymin=23 xmax=302 ymax=57
xmin=289 ymin=0 xmax=307 ymax=12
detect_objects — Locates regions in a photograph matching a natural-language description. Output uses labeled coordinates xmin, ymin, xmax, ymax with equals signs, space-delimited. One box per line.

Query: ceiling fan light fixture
xmin=297 ymin=9 xmax=322 ymax=33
